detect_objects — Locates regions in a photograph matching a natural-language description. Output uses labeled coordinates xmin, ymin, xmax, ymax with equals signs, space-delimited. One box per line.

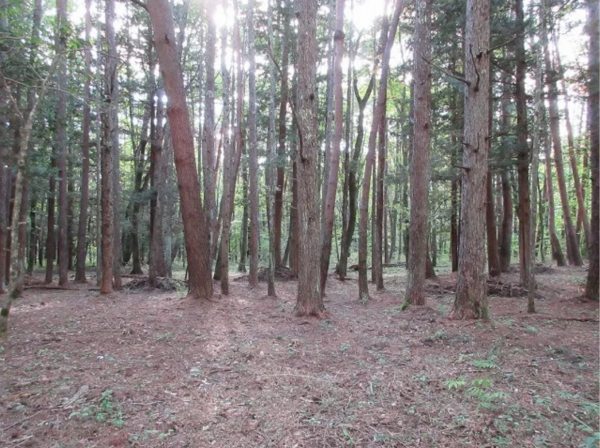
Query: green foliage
xmin=68 ymin=389 xmax=125 ymax=429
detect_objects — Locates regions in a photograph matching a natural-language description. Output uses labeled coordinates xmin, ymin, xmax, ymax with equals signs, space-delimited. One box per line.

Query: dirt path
xmin=1 ymin=266 xmax=598 ymax=447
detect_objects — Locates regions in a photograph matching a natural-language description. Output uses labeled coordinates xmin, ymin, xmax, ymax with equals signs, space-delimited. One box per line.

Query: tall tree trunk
xmin=358 ymin=0 xmax=402 ymax=301
xmin=238 ymin=152 xmax=248 ymax=273
xmin=543 ymin=0 xmax=582 ymax=266
xmin=405 ymin=0 xmax=431 ymax=306
xmin=486 ymin=172 xmax=501 ymax=276
xmin=274 ymin=0 xmax=290 ymax=268
xmin=247 ymin=0 xmax=260 ymax=287
xmin=585 ymin=0 xmax=599 ymax=301
xmin=74 ymin=0 xmax=93 ymax=282
xmin=203 ymin=0 xmax=217 ymax=260
xmin=0 ymin=166 xmax=8 ymax=292
xmin=374 ymin=109 xmax=385 ymax=290
xmin=218 ymin=0 xmax=232 ymax=291
xmin=553 ymin=37 xmax=591 ymax=251
xmin=56 ymin=0 xmax=69 ymax=286
xmin=337 ymin=74 xmax=373 ymax=279
xmin=147 ymin=0 xmax=213 ymax=299
xmin=294 ymin=0 xmax=324 ymax=317
xmin=515 ymin=0 xmax=531 ymax=286
xmin=499 ymin=170 xmax=513 ymax=271
xmin=451 ymin=0 xmax=490 ymax=320
xmin=320 ymin=0 xmax=345 ymax=295
xmin=289 ymin=159 xmax=299 ymax=277
xmin=27 ymin=197 xmax=36 ymax=275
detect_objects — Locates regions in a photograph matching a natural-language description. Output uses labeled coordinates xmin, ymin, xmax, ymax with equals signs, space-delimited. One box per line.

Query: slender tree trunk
xmin=585 ymin=0 xmax=599 ymax=301
xmin=45 ymin=158 xmax=57 ymax=284
xmin=56 ymin=0 xmax=69 ymax=286
xmin=289 ymin=159 xmax=299 ymax=276
xmin=294 ymin=0 xmax=324 ymax=317
xmin=274 ymin=0 xmax=290 ymax=268
xmin=358 ymin=0 xmax=402 ymax=301
xmin=406 ymin=0 xmax=431 ymax=306
xmin=0 ymin=166 xmax=7 ymax=292
xmin=248 ymin=0 xmax=260 ymax=287
xmin=486 ymin=171 xmax=501 ymax=276
xmin=543 ymin=0 xmax=582 ymax=266
xmin=27 ymin=197 xmax=36 ymax=275
xmin=451 ymin=0 xmax=490 ymax=320
xmin=203 ymin=0 xmax=217 ymax=260
xmin=74 ymin=0 xmax=93 ymax=282
xmin=515 ymin=0 xmax=531 ymax=286
xmin=320 ymin=0 xmax=345 ymax=295
xmin=147 ymin=0 xmax=213 ymax=299
xmin=499 ymin=170 xmax=513 ymax=271
xmin=374 ymin=111 xmax=385 ymax=290
xmin=219 ymin=0 xmax=234 ymax=295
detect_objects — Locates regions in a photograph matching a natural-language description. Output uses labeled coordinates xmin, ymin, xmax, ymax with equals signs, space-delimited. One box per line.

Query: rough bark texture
xmin=586 ymin=0 xmax=599 ymax=301
xmin=44 ymin=158 xmax=56 ymax=284
xmin=294 ymin=0 xmax=324 ymax=317
xmin=56 ymin=0 xmax=69 ymax=286
xmin=147 ymin=0 xmax=213 ymax=299
xmin=515 ymin=0 xmax=531 ymax=286
xmin=203 ymin=0 xmax=217 ymax=259
xmin=543 ymin=0 xmax=582 ymax=267
xmin=452 ymin=0 xmax=490 ymax=320
xmin=320 ymin=0 xmax=345 ymax=295
xmin=358 ymin=0 xmax=403 ymax=301
xmin=247 ymin=0 xmax=260 ymax=287
xmin=74 ymin=0 xmax=92 ymax=283
xmin=405 ymin=0 xmax=431 ymax=306
xmin=486 ymin=172 xmax=501 ymax=277
xmin=274 ymin=0 xmax=290 ymax=268
xmin=544 ymin=131 xmax=566 ymax=266
xmin=499 ymin=170 xmax=513 ymax=271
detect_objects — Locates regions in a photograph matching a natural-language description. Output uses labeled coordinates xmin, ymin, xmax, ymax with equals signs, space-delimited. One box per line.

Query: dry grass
xmin=0 ymin=265 xmax=598 ymax=447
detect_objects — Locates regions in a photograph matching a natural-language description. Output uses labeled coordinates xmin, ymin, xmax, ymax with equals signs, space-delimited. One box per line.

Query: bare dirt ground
xmin=0 ymin=265 xmax=598 ymax=448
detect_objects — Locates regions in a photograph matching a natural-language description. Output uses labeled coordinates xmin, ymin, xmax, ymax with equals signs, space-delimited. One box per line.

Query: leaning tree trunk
xmin=147 ymin=0 xmax=213 ymax=299
xmin=451 ymin=0 xmax=490 ymax=320
xmin=294 ymin=0 xmax=325 ymax=317
xmin=586 ymin=0 xmax=599 ymax=301
xmin=358 ymin=0 xmax=402 ymax=301
xmin=543 ymin=0 xmax=582 ymax=266
xmin=320 ymin=0 xmax=345 ymax=295
xmin=405 ymin=0 xmax=431 ymax=306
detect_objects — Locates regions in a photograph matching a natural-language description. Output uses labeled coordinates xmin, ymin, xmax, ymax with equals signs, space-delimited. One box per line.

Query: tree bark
xmin=294 ymin=0 xmax=325 ymax=317
xmin=147 ymin=0 xmax=213 ymax=299
xmin=320 ymin=0 xmax=345 ymax=295
xmin=542 ymin=0 xmax=582 ymax=267
xmin=247 ymin=0 xmax=260 ymax=287
xmin=586 ymin=0 xmax=599 ymax=301
xmin=486 ymin=172 xmax=501 ymax=277
xmin=451 ymin=0 xmax=490 ymax=320
xmin=405 ymin=0 xmax=431 ymax=306
xmin=56 ymin=0 xmax=69 ymax=286
xmin=358 ymin=0 xmax=402 ymax=301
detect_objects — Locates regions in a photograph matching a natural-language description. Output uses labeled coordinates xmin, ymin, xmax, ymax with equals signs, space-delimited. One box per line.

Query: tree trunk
xmin=374 ymin=111 xmax=385 ymax=290
xmin=498 ymin=169 xmax=513 ymax=272
xmin=247 ymin=0 xmax=260 ymax=287
xmin=56 ymin=0 xmax=69 ymax=286
xmin=320 ymin=0 xmax=345 ymax=295
xmin=238 ymin=153 xmax=248 ymax=273
xmin=202 ymin=0 xmax=217 ymax=260
xmin=586 ymin=0 xmax=599 ymax=301
xmin=0 ymin=166 xmax=8 ymax=292
xmin=405 ymin=0 xmax=431 ymax=306
xmin=543 ymin=0 xmax=582 ymax=267
xmin=74 ymin=0 xmax=92 ymax=282
xmin=451 ymin=0 xmax=490 ymax=320
xmin=44 ymin=158 xmax=56 ymax=284
xmin=294 ymin=0 xmax=325 ymax=317
xmin=515 ymin=0 xmax=531 ymax=286
xmin=274 ymin=0 xmax=290 ymax=268
xmin=147 ymin=0 xmax=213 ymax=299
xmin=486 ymin=172 xmax=501 ymax=276
xmin=358 ymin=0 xmax=402 ymax=301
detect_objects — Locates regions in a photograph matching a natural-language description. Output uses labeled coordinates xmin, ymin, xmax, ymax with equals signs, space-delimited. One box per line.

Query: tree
xmin=358 ymin=0 xmax=403 ymax=302
xmin=74 ymin=0 xmax=93 ymax=283
xmin=248 ymin=0 xmax=260 ymax=288
xmin=586 ymin=0 xmax=599 ymax=301
xmin=56 ymin=0 xmax=69 ymax=286
xmin=451 ymin=0 xmax=490 ymax=320
xmin=146 ymin=0 xmax=213 ymax=299
xmin=405 ymin=0 xmax=432 ymax=306
xmin=294 ymin=0 xmax=324 ymax=317
xmin=320 ymin=0 xmax=345 ymax=295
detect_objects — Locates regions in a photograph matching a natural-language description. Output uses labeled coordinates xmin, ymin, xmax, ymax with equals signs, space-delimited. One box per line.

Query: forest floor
xmin=0 ymin=264 xmax=598 ymax=448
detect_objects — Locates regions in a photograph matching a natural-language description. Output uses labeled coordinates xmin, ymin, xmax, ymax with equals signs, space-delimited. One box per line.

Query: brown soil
xmin=1 ymin=265 xmax=598 ymax=447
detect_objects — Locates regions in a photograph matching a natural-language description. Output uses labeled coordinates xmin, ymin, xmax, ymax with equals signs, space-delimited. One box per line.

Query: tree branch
xmin=419 ymin=54 xmax=470 ymax=86
xmin=124 ymin=0 xmax=148 ymax=11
